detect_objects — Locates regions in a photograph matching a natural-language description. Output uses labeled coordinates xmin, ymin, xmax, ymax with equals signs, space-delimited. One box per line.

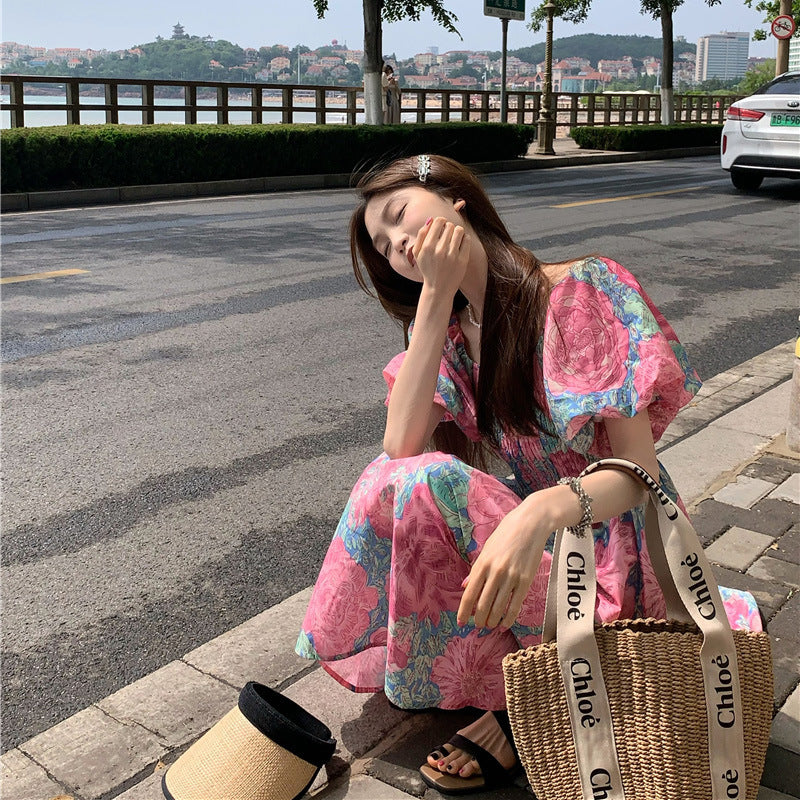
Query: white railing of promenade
xmin=0 ymin=74 xmax=739 ymax=129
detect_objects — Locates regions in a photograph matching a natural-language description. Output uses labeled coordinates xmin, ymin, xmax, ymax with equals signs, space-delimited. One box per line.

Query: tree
xmin=743 ymin=0 xmax=800 ymax=40
xmin=529 ymin=0 xmax=721 ymax=124
xmin=737 ymin=58 xmax=777 ymax=93
xmin=312 ymin=0 xmax=459 ymax=124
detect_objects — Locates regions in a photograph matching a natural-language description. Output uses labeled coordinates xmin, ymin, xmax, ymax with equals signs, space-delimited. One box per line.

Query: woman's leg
xmin=296 ymin=451 xmax=535 ymax=708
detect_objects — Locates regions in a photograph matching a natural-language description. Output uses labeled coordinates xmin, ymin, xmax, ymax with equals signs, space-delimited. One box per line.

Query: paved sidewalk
xmin=2 ymin=340 xmax=797 ymax=800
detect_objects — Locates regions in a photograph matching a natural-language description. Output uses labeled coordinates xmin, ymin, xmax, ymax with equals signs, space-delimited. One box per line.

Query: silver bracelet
xmin=557 ymin=476 xmax=594 ymax=537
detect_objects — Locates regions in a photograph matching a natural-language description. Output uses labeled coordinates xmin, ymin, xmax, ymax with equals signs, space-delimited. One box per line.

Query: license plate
xmin=770 ymin=113 xmax=800 ymax=127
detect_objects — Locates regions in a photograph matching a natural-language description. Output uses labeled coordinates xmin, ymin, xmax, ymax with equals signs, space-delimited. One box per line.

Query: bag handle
xmin=543 ymin=458 xmax=690 ymax=644
xmin=543 ymin=457 xmax=748 ymax=800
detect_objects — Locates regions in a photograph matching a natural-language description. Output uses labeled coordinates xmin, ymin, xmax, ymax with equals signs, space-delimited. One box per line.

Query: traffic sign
xmin=771 ymin=15 xmax=796 ymax=39
xmin=484 ymin=0 xmax=525 ymax=22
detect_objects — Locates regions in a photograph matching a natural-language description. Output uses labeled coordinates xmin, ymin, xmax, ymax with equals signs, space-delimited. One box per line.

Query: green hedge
xmin=0 ymin=122 xmax=536 ymax=193
xmin=569 ymin=124 xmax=722 ymax=151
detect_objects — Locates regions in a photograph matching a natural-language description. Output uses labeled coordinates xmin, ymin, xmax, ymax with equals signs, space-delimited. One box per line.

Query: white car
xmin=721 ymin=70 xmax=800 ymax=190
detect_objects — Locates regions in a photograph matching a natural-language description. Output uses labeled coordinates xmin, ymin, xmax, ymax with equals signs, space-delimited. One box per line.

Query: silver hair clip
xmin=417 ymin=154 xmax=431 ymax=183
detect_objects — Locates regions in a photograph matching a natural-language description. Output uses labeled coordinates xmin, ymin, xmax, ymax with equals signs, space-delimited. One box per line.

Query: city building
xmin=695 ymin=32 xmax=749 ymax=81
xmin=789 ymin=37 xmax=800 ymax=72
xmin=598 ymin=58 xmax=638 ymax=80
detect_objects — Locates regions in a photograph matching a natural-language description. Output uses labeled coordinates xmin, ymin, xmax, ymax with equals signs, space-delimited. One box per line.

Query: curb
xmin=0 ymin=146 xmax=719 ymax=213
xmin=1 ymin=340 xmax=794 ymax=800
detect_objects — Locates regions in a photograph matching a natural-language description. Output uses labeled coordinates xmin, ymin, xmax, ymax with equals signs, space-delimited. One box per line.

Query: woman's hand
xmin=457 ymin=410 xmax=661 ymax=629
xmin=412 ymin=216 xmax=470 ymax=300
xmin=457 ymin=503 xmax=551 ymax=630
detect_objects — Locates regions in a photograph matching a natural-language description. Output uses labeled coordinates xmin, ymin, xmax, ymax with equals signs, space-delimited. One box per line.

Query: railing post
xmin=441 ymin=91 xmax=450 ymax=122
xmin=142 ymin=83 xmax=155 ymax=124
xmin=587 ymin=93 xmax=595 ymax=127
xmin=479 ymin=91 xmax=489 ymax=122
xmin=346 ymin=89 xmax=357 ymax=125
xmin=251 ymin=86 xmax=262 ymax=124
xmin=8 ymin=77 xmax=24 ymax=128
xmin=569 ymin=94 xmax=578 ymax=128
xmin=315 ymin=88 xmax=325 ymax=124
xmin=66 ymin=79 xmax=80 ymax=125
xmin=516 ymin=93 xmax=524 ymax=124
xmin=282 ymin=87 xmax=292 ymax=124
xmin=217 ymin=85 xmax=228 ymax=124
xmin=104 ymin=81 xmax=118 ymax=124
xmin=461 ymin=92 xmax=470 ymax=122
xmin=185 ymin=84 xmax=197 ymax=124
xmin=416 ymin=91 xmax=425 ymax=124
xmin=603 ymin=94 xmax=611 ymax=125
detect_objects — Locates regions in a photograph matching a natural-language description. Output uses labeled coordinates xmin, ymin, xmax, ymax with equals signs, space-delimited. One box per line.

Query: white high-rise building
xmin=695 ymin=32 xmax=750 ymax=81
xmin=789 ymin=37 xmax=800 ymax=72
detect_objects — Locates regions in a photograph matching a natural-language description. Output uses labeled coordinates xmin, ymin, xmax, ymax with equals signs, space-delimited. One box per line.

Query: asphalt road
xmin=1 ymin=156 xmax=798 ymax=751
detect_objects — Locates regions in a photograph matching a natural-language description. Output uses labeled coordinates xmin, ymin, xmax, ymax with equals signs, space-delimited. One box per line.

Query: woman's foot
xmin=419 ymin=711 xmax=518 ymax=794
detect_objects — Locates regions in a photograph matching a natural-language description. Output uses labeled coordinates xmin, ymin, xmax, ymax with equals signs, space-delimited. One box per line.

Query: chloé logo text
xmin=712 ymin=654 xmax=737 ymax=729
xmin=565 ymin=551 xmax=588 ymax=620
xmin=589 ymin=768 xmax=616 ymax=799
xmin=721 ymin=768 xmax=741 ymax=797
xmin=569 ymin=657 xmax=600 ymax=729
xmin=680 ymin=552 xmax=717 ymax=620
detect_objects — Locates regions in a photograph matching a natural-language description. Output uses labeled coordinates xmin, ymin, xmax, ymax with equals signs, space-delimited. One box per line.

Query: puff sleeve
xmin=542 ymin=257 xmax=701 ymax=455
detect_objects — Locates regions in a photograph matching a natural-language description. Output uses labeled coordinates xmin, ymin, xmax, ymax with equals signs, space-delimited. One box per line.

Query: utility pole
xmin=483 ymin=0 xmax=525 ymax=125
xmin=500 ymin=18 xmax=508 ymax=123
xmin=535 ymin=2 xmax=556 ymax=155
xmin=776 ymin=0 xmax=793 ymax=75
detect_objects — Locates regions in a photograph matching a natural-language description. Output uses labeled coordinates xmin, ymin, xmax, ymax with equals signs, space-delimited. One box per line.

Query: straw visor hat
xmin=163 ymin=682 xmax=336 ymax=800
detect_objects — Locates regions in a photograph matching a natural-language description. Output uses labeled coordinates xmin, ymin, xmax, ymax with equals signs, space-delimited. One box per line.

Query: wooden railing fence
xmin=0 ymin=75 xmax=739 ymax=129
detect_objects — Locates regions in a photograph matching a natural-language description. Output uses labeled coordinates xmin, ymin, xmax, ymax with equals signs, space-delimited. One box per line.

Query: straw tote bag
xmin=502 ymin=458 xmax=773 ymax=800
xmin=162 ymin=682 xmax=336 ymax=800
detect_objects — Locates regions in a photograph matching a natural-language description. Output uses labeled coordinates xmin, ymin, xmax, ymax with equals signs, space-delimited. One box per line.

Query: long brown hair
xmin=350 ymin=155 xmax=550 ymax=463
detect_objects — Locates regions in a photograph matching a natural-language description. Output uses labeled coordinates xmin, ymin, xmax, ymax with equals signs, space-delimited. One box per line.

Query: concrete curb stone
xmin=18 ymin=704 xmax=165 ymax=800
xmin=1 ymin=748 xmax=65 ymax=800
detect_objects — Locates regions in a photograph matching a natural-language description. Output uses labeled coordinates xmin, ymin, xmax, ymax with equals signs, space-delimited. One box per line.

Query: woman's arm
xmin=457 ymin=410 xmax=659 ymax=629
xmin=384 ymin=218 xmax=470 ymax=458
xmin=383 ymin=290 xmax=449 ymax=458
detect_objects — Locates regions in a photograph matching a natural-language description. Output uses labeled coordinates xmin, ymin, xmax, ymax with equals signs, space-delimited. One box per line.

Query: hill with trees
xmin=509 ymin=33 xmax=695 ymax=67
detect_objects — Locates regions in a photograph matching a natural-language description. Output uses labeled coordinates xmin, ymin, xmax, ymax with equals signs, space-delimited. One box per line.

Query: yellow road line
xmin=552 ymin=185 xmax=705 ymax=208
xmin=1 ymin=268 xmax=90 ymax=285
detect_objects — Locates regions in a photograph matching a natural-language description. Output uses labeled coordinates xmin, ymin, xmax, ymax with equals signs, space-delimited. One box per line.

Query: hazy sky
xmin=1 ymin=0 xmax=778 ymax=59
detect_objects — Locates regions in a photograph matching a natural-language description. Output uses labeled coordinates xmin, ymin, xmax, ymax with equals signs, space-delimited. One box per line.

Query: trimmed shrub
xmin=569 ymin=124 xmax=722 ymax=151
xmin=0 ymin=122 xmax=536 ymax=193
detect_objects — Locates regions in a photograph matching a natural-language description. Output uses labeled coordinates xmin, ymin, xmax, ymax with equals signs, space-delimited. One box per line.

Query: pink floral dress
xmin=296 ymin=257 xmax=762 ymax=711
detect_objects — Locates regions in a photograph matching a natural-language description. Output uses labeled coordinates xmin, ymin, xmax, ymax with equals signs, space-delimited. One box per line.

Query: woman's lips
xmin=407 ymin=247 xmax=416 ymax=268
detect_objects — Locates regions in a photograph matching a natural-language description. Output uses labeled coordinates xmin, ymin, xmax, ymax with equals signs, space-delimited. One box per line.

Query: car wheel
xmin=730 ymin=169 xmax=764 ymax=191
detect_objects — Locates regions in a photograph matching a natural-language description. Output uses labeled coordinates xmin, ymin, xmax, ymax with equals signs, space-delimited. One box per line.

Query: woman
xmin=296 ymin=155 xmax=761 ymax=795
xmin=382 ymin=63 xmax=401 ymax=124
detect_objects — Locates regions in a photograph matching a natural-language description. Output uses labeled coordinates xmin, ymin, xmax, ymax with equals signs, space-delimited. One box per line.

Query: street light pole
xmin=500 ymin=17 xmax=509 ymax=123
xmin=536 ymin=2 xmax=556 ymax=155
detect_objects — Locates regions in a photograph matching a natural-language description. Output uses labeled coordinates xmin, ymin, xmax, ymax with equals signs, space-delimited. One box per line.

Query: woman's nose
xmin=392 ymin=233 xmax=407 ymax=254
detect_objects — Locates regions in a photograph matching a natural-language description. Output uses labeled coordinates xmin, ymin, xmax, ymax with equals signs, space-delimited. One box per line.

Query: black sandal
xmin=419 ymin=711 xmax=520 ymax=796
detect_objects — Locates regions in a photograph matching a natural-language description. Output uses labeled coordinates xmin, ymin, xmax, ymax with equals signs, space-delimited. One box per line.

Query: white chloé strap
xmin=551 ymin=516 xmax=625 ymax=799
xmin=544 ymin=458 xmax=747 ymax=800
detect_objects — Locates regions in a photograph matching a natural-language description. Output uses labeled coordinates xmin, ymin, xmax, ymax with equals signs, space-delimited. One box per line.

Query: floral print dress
xmin=295 ymin=257 xmax=762 ymax=711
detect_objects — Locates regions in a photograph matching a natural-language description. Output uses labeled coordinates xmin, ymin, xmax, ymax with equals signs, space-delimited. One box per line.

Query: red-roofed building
xmin=404 ymin=73 xmax=438 ymax=88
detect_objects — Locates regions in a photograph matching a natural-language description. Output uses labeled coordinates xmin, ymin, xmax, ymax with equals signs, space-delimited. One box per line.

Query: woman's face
xmin=363 ymin=186 xmax=465 ymax=282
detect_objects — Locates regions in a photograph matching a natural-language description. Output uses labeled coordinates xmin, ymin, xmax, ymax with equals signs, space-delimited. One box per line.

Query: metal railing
xmin=0 ymin=74 xmax=739 ymax=129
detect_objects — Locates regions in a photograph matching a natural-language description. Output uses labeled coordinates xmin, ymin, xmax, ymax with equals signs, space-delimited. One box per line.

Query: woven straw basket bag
xmin=502 ymin=458 xmax=773 ymax=800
